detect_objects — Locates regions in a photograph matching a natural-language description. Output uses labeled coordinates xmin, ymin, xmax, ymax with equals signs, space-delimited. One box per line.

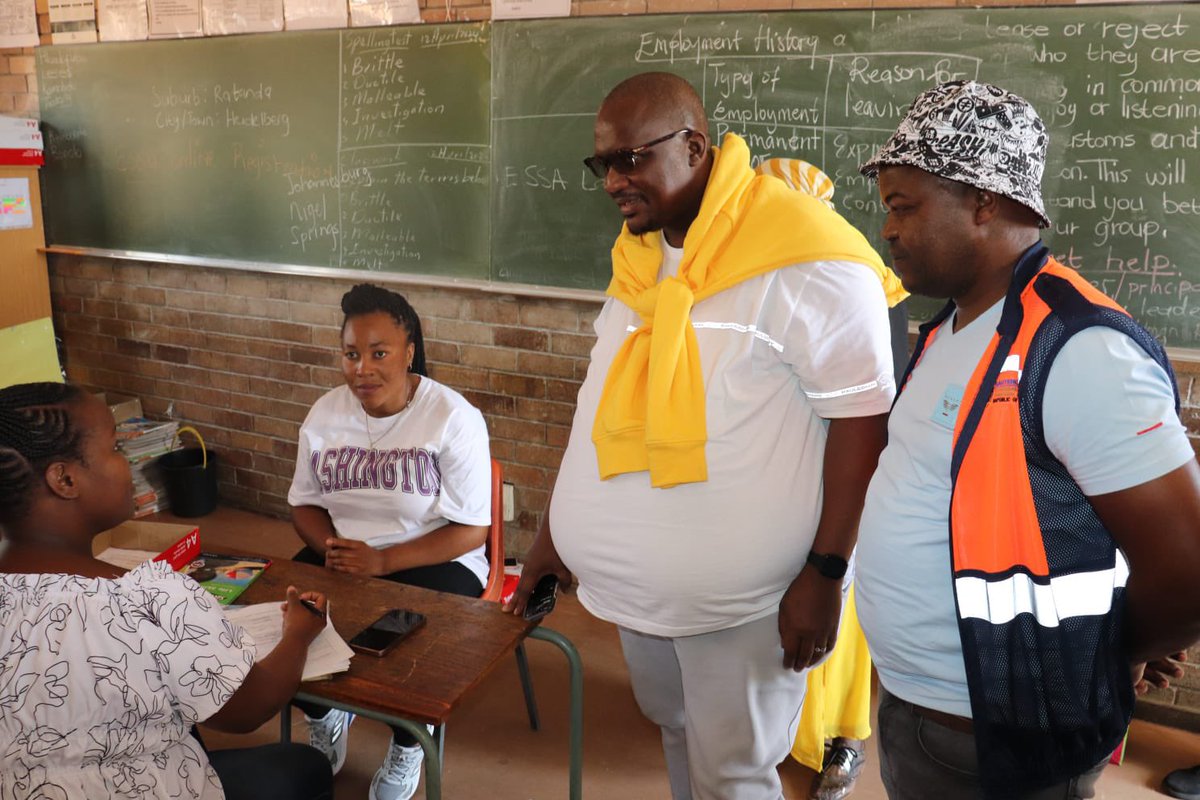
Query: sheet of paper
xmin=491 ymin=0 xmax=568 ymax=20
xmin=202 ymin=0 xmax=282 ymax=35
xmin=348 ymin=0 xmax=418 ymax=27
xmin=98 ymin=0 xmax=150 ymax=40
xmin=0 ymin=178 xmax=32 ymax=231
xmin=95 ymin=546 xmax=161 ymax=570
xmin=49 ymin=0 xmax=98 ymax=43
xmin=282 ymin=0 xmax=345 ymax=31
xmin=148 ymin=0 xmax=203 ymax=37
xmin=226 ymin=602 xmax=354 ymax=681
xmin=0 ymin=318 xmax=63 ymax=389
xmin=0 ymin=0 xmax=39 ymax=48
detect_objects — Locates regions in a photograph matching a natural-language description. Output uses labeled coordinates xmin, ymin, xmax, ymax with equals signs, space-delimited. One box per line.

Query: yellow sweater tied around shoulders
xmin=592 ymin=134 xmax=905 ymax=488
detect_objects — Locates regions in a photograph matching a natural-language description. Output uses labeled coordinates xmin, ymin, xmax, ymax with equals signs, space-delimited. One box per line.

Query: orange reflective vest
xmin=899 ymin=243 xmax=1179 ymax=796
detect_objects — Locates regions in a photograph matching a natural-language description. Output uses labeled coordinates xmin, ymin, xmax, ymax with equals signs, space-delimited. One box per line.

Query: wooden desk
xmin=240 ymin=558 xmax=583 ymax=799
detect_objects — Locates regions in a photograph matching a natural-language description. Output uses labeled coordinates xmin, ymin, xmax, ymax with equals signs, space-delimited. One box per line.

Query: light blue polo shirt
xmin=855 ymin=300 xmax=1194 ymax=716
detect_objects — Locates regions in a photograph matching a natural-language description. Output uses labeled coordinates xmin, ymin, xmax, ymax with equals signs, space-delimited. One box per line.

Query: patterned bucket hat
xmin=860 ymin=80 xmax=1050 ymax=228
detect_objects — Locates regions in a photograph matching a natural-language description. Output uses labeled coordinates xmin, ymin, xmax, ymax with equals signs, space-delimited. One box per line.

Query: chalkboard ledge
xmin=37 ymin=246 xmax=1200 ymax=364
xmin=42 ymin=246 xmax=607 ymax=305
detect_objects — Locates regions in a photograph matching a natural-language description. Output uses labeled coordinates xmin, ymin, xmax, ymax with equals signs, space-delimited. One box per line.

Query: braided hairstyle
xmin=340 ymin=283 xmax=428 ymax=376
xmin=0 ymin=382 xmax=89 ymax=526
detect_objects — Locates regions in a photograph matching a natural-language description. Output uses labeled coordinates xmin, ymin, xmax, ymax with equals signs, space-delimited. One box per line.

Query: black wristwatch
xmin=806 ymin=550 xmax=849 ymax=580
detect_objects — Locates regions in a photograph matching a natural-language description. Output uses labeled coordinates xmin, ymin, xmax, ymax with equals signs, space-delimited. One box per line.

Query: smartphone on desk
xmin=523 ymin=575 xmax=559 ymax=622
xmin=348 ymin=609 xmax=427 ymax=657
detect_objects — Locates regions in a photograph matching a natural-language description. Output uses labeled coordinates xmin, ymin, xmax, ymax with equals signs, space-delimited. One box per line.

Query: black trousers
xmin=291 ymin=546 xmax=483 ymax=745
xmin=209 ymin=742 xmax=333 ymax=800
xmin=876 ymin=687 xmax=1108 ymax=800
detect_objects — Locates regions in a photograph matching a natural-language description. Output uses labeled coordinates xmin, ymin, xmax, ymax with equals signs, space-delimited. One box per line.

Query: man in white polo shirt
xmin=507 ymin=72 xmax=902 ymax=800
xmin=855 ymin=80 xmax=1200 ymax=799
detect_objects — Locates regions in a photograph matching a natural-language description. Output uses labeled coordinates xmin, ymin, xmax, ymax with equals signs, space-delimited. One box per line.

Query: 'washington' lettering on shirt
xmin=309 ymin=446 xmax=441 ymax=496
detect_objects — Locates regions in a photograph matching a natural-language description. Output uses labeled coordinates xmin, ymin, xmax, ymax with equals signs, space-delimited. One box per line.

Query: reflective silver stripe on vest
xmin=954 ymin=553 xmax=1129 ymax=627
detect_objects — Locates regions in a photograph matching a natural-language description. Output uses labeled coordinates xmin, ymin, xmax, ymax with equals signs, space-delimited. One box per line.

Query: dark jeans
xmin=877 ymin=686 xmax=1108 ymax=800
xmin=291 ymin=546 xmax=483 ymax=746
xmin=209 ymin=742 xmax=333 ymax=800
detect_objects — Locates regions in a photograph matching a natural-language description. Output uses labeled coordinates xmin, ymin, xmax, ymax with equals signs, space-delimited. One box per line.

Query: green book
xmin=183 ymin=553 xmax=271 ymax=605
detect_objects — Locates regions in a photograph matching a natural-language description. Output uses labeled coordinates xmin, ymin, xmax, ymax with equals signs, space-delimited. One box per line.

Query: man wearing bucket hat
xmin=852 ymin=80 xmax=1200 ymax=799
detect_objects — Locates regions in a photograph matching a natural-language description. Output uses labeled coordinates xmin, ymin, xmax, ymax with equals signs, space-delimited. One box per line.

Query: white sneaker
xmin=369 ymin=739 xmax=425 ymax=800
xmin=305 ymin=709 xmax=354 ymax=775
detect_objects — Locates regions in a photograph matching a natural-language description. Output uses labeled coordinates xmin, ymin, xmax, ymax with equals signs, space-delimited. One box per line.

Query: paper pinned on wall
xmin=283 ymin=0 xmax=346 ymax=31
xmin=98 ymin=0 xmax=150 ymax=41
xmin=0 ymin=0 xmax=38 ymax=48
xmin=348 ymin=0 xmax=419 ymax=27
xmin=203 ymin=0 xmax=283 ymax=35
xmin=0 ymin=178 xmax=33 ymax=231
xmin=491 ymin=0 xmax=569 ymax=20
xmin=148 ymin=0 xmax=203 ymax=37
xmin=49 ymin=0 xmax=99 ymax=43
xmin=0 ymin=318 xmax=64 ymax=390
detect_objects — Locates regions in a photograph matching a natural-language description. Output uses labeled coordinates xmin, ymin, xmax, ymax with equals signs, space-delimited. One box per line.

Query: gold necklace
xmin=364 ymin=377 xmax=416 ymax=449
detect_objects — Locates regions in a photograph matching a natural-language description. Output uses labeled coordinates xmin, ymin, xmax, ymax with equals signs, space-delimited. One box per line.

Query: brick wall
xmin=0 ymin=49 xmax=38 ymax=116
xmin=13 ymin=0 xmax=1200 ymax=728
xmin=47 ymin=256 xmax=598 ymax=556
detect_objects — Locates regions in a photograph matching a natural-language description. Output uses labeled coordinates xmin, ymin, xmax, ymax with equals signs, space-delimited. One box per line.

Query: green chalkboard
xmin=491 ymin=7 xmax=1200 ymax=347
xmin=37 ymin=7 xmax=1200 ymax=347
xmin=38 ymin=24 xmax=490 ymax=278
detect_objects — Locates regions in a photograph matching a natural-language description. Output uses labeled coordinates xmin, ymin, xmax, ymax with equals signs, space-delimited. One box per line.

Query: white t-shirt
xmin=551 ymin=239 xmax=896 ymax=637
xmin=856 ymin=300 xmax=1195 ymax=716
xmin=0 ymin=561 xmax=255 ymax=800
xmin=288 ymin=379 xmax=491 ymax=586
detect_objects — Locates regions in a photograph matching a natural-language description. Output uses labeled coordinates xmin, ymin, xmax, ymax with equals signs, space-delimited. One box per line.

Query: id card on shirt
xmin=931 ymin=384 xmax=964 ymax=429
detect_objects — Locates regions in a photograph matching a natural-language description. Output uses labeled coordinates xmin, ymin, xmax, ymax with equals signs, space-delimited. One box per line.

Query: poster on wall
xmin=283 ymin=0 xmax=346 ymax=30
xmin=202 ymin=0 xmax=283 ymax=34
xmin=0 ymin=178 xmax=33 ymax=231
xmin=0 ymin=0 xmax=38 ymax=48
xmin=49 ymin=0 xmax=99 ymax=43
xmin=348 ymin=0 xmax=418 ymax=27
xmin=491 ymin=0 xmax=569 ymax=20
xmin=148 ymin=0 xmax=203 ymax=37
xmin=98 ymin=0 xmax=151 ymax=40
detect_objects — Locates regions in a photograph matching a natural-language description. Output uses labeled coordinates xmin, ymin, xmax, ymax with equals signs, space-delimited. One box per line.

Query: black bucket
xmin=158 ymin=447 xmax=219 ymax=518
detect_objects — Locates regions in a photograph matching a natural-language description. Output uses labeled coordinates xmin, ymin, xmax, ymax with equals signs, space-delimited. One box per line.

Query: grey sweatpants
xmin=618 ymin=612 xmax=808 ymax=800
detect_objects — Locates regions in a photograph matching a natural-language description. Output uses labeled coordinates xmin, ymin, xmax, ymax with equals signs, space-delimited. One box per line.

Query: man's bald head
xmin=600 ymin=72 xmax=709 ymax=138
xmin=591 ymin=72 xmax=713 ymax=246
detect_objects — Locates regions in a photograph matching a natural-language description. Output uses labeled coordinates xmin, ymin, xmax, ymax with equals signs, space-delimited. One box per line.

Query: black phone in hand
xmin=523 ymin=575 xmax=559 ymax=622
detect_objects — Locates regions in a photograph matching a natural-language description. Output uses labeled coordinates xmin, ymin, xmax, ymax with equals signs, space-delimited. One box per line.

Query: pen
xmin=299 ymin=598 xmax=326 ymax=619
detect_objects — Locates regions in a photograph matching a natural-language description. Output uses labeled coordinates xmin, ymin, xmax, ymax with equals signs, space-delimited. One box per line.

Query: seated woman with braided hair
xmin=0 ymin=382 xmax=333 ymax=800
xmin=288 ymin=283 xmax=492 ymax=800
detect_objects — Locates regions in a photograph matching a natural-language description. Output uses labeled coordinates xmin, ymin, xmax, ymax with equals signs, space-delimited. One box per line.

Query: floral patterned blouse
xmin=0 ymin=560 xmax=256 ymax=799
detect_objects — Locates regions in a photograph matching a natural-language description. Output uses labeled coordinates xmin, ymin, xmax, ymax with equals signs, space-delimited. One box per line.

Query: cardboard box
xmin=89 ymin=390 xmax=143 ymax=423
xmin=105 ymin=393 xmax=143 ymax=423
xmin=93 ymin=520 xmax=200 ymax=571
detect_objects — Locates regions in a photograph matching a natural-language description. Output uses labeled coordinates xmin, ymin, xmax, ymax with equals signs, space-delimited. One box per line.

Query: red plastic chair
xmin=480 ymin=457 xmax=506 ymax=603
xmin=483 ymin=458 xmax=539 ymax=729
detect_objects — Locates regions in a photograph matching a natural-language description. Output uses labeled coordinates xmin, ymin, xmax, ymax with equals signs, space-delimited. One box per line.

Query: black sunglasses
xmin=583 ymin=129 xmax=692 ymax=180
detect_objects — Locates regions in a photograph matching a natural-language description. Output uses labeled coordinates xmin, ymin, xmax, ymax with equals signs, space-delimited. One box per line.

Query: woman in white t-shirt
xmin=287 ymin=283 xmax=491 ymax=800
xmin=0 ymin=382 xmax=332 ymax=800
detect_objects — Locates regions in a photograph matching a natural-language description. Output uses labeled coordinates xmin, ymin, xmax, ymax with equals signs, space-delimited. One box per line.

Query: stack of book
xmin=0 ymin=117 xmax=43 ymax=167
xmin=116 ymin=417 xmax=181 ymax=517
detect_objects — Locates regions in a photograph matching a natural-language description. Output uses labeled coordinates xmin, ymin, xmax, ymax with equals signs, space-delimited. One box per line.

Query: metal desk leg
xmin=527 ymin=626 xmax=583 ymax=800
xmin=280 ymin=702 xmax=292 ymax=741
xmin=391 ymin=718 xmax=443 ymax=800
